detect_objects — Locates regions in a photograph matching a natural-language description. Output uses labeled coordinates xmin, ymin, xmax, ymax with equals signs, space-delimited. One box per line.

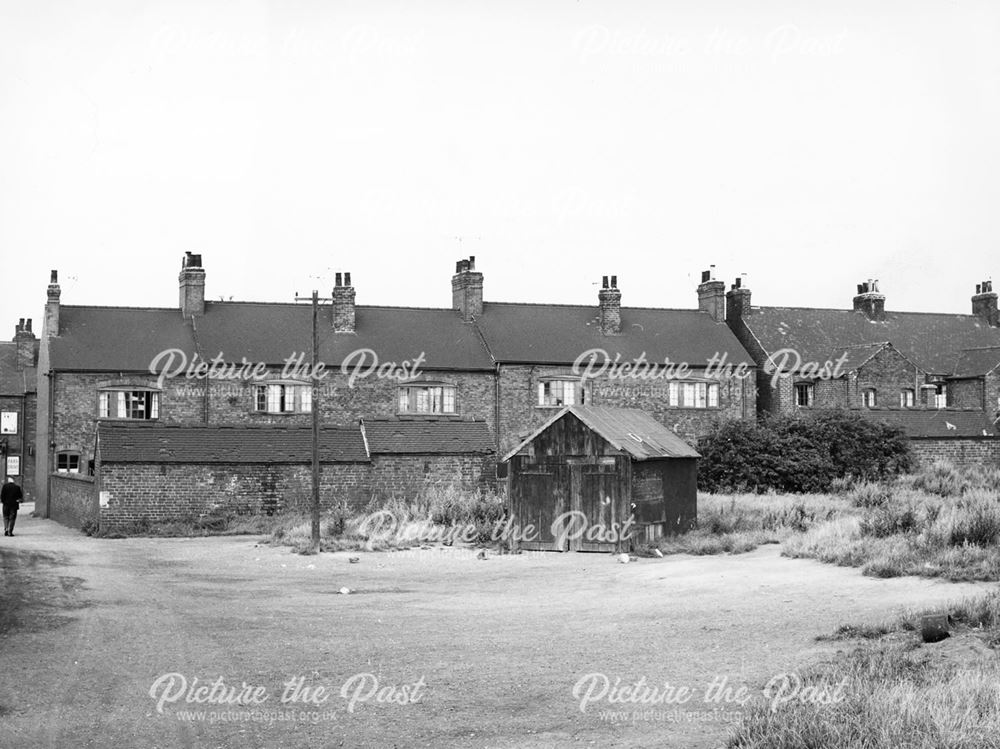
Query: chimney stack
xmin=14 ymin=318 xmax=36 ymax=370
xmin=46 ymin=270 xmax=61 ymax=336
xmin=598 ymin=275 xmax=622 ymax=335
xmin=852 ymin=278 xmax=886 ymax=322
xmin=451 ymin=256 xmax=483 ymax=322
xmin=178 ymin=252 xmax=206 ymax=318
xmin=972 ymin=280 xmax=998 ymax=326
xmin=726 ymin=276 xmax=752 ymax=324
xmin=697 ymin=266 xmax=726 ymax=323
xmin=333 ymin=271 xmax=356 ymax=333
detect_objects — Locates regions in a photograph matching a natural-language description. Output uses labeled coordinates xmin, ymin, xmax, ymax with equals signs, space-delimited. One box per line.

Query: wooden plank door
xmin=514 ymin=466 xmax=567 ymax=551
xmin=568 ymin=461 xmax=621 ymax=552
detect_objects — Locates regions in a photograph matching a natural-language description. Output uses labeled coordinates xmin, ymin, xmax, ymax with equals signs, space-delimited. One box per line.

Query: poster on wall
xmin=0 ymin=411 xmax=16 ymax=434
xmin=6 ymin=456 xmax=19 ymax=476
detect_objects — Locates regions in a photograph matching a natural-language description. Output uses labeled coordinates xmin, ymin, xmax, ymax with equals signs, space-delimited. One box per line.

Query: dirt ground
xmin=0 ymin=507 xmax=993 ymax=749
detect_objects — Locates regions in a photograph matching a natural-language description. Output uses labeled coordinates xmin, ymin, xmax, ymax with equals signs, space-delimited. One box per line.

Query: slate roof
xmin=477 ymin=303 xmax=751 ymax=367
xmin=503 ymin=405 xmax=700 ymax=461
xmin=362 ymin=418 xmax=495 ymax=454
xmin=824 ymin=342 xmax=891 ymax=373
xmin=97 ymin=423 xmax=370 ymax=463
xmin=0 ymin=343 xmax=37 ymax=396
xmin=859 ymin=409 xmax=1000 ymax=439
xmin=51 ymin=303 xmax=494 ymax=372
xmin=743 ymin=307 xmax=1000 ymax=375
xmin=952 ymin=347 xmax=1000 ymax=378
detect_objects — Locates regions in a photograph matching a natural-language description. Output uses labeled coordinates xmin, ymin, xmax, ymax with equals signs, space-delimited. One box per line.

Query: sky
xmin=1 ymin=0 xmax=998 ymax=333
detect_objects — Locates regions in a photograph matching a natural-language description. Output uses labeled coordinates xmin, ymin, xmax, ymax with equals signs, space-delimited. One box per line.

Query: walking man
xmin=1 ymin=477 xmax=23 ymax=536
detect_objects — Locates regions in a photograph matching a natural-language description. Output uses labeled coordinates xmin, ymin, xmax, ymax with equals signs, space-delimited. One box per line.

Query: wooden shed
xmin=503 ymin=406 xmax=699 ymax=552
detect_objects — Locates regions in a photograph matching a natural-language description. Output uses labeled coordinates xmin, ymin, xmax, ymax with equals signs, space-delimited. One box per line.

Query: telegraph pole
xmin=311 ymin=289 xmax=321 ymax=551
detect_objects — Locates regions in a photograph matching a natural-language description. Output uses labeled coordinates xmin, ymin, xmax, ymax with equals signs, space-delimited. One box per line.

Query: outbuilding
xmin=503 ymin=406 xmax=699 ymax=552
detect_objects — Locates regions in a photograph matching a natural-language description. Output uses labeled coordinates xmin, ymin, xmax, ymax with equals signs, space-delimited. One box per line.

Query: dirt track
xmin=0 ymin=507 xmax=992 ymax=748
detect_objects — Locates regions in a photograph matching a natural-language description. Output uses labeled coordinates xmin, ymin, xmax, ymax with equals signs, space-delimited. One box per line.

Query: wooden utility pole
xmin=311 ymin=290 xmax=321 ymax=551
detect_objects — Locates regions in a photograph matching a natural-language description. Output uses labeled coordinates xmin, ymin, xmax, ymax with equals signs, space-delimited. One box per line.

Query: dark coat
xmin=1 ymin=482 xmax=23 ymax=507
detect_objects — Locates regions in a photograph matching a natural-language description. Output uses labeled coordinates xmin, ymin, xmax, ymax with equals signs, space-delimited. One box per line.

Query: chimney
xmin=451 ymin=256 xmax=483 ymax=322
xmin=178 ymin=252 xmax=206 ymax=318
xmin=972 ymin=280 xmax=998 ymax=326
xmin=333 ymin=271 xmax=356 ymax=333
xmin=14 ymin=318 xmax=36 ymax=370
xmin=697 ymin=266 xmax=726 ymax=323
xmin=598 ymin=275 xmax=622 ymax=335
xmin=726 ymin=276 xmax=752 ymax=324
xmin=852 ymin=278 xmax=886 ymax=322
xmin=46 ymin=270 xmax=61 ymax=336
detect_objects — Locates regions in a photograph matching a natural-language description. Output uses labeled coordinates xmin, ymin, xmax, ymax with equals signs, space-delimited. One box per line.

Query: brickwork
xmin=948 ymin=378 xmax=984 ymax=410
xmin=369 ymin=454 xmax=496 ymax=500
xmin=0 ymin=394 xmax=35 ymax=498
xmin=49 ymin=473 xmax=97 ymax=529
xmin=854 ymin=347 xmax=922 ymax=409
xmin=497 ymin=363 xmax=754 ymax=454
xmin=909 ymin=439 xmax=1000 ymax=469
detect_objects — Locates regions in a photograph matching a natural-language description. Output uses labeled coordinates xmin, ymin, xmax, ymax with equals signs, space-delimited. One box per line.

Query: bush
xmin=698 ymin=410 xmax=911 ymax=493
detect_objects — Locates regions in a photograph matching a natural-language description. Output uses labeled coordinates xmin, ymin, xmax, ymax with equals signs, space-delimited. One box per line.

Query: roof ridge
xmin=483 ymin=301 xmax=708 ymax=313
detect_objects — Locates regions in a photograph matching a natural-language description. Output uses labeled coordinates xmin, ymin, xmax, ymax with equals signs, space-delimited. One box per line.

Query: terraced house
xmin=33 ymin=255 xmax=755 ymax=531
xmin=723 ymin=276 xmax=1000 ymax=465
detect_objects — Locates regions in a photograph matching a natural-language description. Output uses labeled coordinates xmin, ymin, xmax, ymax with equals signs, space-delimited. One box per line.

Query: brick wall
xmin=99 ymin=462 xmax=372 ymax=531
xmin=51 ymin=367 xmax=498 ymax=468
xmin=949 ymin=378 xmax=985 ymax=410
xmin=0 ymin=393 xmax=35 ymax=499
xmin=49 ymin=473 xmax=97 ymax=529
xmin=497 ymin=364 xmax=754 ymax=455
xmin=853 ymin=347 xmax=923 ymax=409
xmin=909 ymin=439 xmax=1000 ymax=469
xmin=369 ymin=454 xmax=496 ymax=500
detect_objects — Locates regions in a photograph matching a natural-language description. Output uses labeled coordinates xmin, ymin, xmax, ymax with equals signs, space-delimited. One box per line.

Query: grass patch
xmin=735 ymin=590 xmax=1000 ymax=746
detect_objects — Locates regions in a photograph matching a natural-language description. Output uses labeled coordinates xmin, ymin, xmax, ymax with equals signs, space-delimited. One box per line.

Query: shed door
xmin=513 ymin=467 xmax=566 ymax=551
xmin=569 ymin=460 xmax=625 ymax=552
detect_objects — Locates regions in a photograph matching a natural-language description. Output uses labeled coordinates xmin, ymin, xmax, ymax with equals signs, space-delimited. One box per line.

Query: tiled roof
xmin=824 ymin=342 xmax=891 ymax=373
xmin=952 ymin=347 xmax=1000 ymax=378
xmin=503 ymin=405 xmax=700 ymax=461
xmin=97 ymin=423 xmax=370 ymax=463
xmin=362 ymin=418 xmax=495 ymax=454
xmin=859 ymin=409 xmax=1000 ymax=439
xmin=743 ymin=307 xmax=1000 ymax=375
xmin=476 ymin=302 xmax=752 ymax=367
xmin=51 ymin=303 xmax=494 ymax=372
xmin=0 ymin=343 xmax=37 ymax=396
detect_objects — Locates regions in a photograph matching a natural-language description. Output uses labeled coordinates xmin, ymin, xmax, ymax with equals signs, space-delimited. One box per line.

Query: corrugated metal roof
xmin=362 ymin=418 xmax=495 ymax=454
xmin=745 ymin=307 xmax=1000 ymax=375
xmin=859 ymin=409 xmax=1000 ymax=439
xmin=503 ymin=405 xmax=699 ymax=461
xmin=98 ymin=423 xmax=370 ymax=463
xmin=952 ymin=347 xmax=1000 ymax=378
xmin=477 ymin=302 xmax=752 ymax=367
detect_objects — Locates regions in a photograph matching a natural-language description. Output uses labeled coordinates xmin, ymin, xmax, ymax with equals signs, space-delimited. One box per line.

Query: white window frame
xmin=676 ymin=382 xmax=719 ymax=409
xmin=900 ymin=389 xmax=915 ymax=408
xmin=795 ymin=382 xmax=815 ymax=408
xmin=98 ymin=389 xmax=160 ymax=420
xmin=537 ymin=379 xmax=586 ymax=408
xmin=253 ymin=383 xmax=311 ymax=414
xmin=862 ymin=388 xmax=877 ymax=408
xmin=398 ymin=384 xmax=457 ymax=414
xmin=56 ymin=451 xmax=81 ymax=474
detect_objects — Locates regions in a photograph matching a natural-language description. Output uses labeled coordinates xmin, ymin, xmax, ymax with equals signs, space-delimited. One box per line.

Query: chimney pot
xmin=611 ymin=275 xmax=617 ymax=288
xmin=344 ymin=272 xmax=351 ymax=287
xmin=602 ymin=276 xmax=609 ymax=289
xmin=701 ymin=270 xmax=711 ymax=283
xmin=853 ymin=278 xmax=886 ymax=321
xmin=451 ymin=258 xmax=483 ymax=322
xmin=335 ymin=272 xmax=342 ymax=287
xmin=50 ymin=270 xmax=58 ymax=284
xmin=26 ymin=319 xmax=32 ymax=332
xmin=468 ymin=256 xmax=475 ymax=270
xmin=598 ymin=277 xmax=622 ymax=335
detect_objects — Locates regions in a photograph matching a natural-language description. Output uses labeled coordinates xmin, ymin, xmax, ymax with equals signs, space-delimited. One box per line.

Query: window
xmin=935 ymin=384 xmax=947 ymax=409
xmin=669 ymin=382 xmax=719 ymax=409
xmin=900 ymin=389 xmax=915 ymax=408
xmin=537 ymin=380 xmax=586 ymax=407
xmin=99 ymin=390 xmax=159 ymax=420
xmin=398 ymin=384 xmax=457 ymax=414
xmin=56 ymin=451 xmax=80 ymax=474
xmin=862 ymin=388 xmax=877 ymax=408
xmin=253 ymin=384 xmax=312 ymax=414
xmin=795 ymin=382 xmax=815 ymax=408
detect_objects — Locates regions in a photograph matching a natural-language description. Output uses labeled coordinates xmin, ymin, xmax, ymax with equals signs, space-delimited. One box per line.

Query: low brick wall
xmin=909 ymin=438 xmax=1000 ymax=469
xmin=99 ymin=462 xmax=371 ymax=531
xmin=49 ymin=473 xmax=98 ymax=530
xmin=97 ymin=454 xmax=498 ymax=532
xmin=369 ymin=454 xmax=497 ymax=500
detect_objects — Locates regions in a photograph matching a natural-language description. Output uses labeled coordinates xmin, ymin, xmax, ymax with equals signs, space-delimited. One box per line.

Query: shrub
xmin=847 ymin=481 xmax=892 ymax=508
xmin=698 ymin=410 xmax=911 ymax=493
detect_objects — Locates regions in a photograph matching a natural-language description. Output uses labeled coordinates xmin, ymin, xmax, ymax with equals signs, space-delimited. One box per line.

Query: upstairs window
xmin=795 ymin=382 xmax=815 ymax=408
xmin=667 ymin=381 xmax=719 ymax=409
xmin=900 ymin=389 xmax=915 ymax=408
xmin=99 ymin=390 xmax=159 ymax=420
xmin=935 ymin=383 xmax=947 ymax=408
xmin=862 ymin=388 xmax=877 ymax=408
xmin=398 ymin=384 xmax=456 ymax=414
xmin=56 ymin=451 xmax=80 ymax=474
xmin=538 ymin=379 xmax=586 ymax=407
xmin=254 ymin=384 xmax=312 ymax=414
